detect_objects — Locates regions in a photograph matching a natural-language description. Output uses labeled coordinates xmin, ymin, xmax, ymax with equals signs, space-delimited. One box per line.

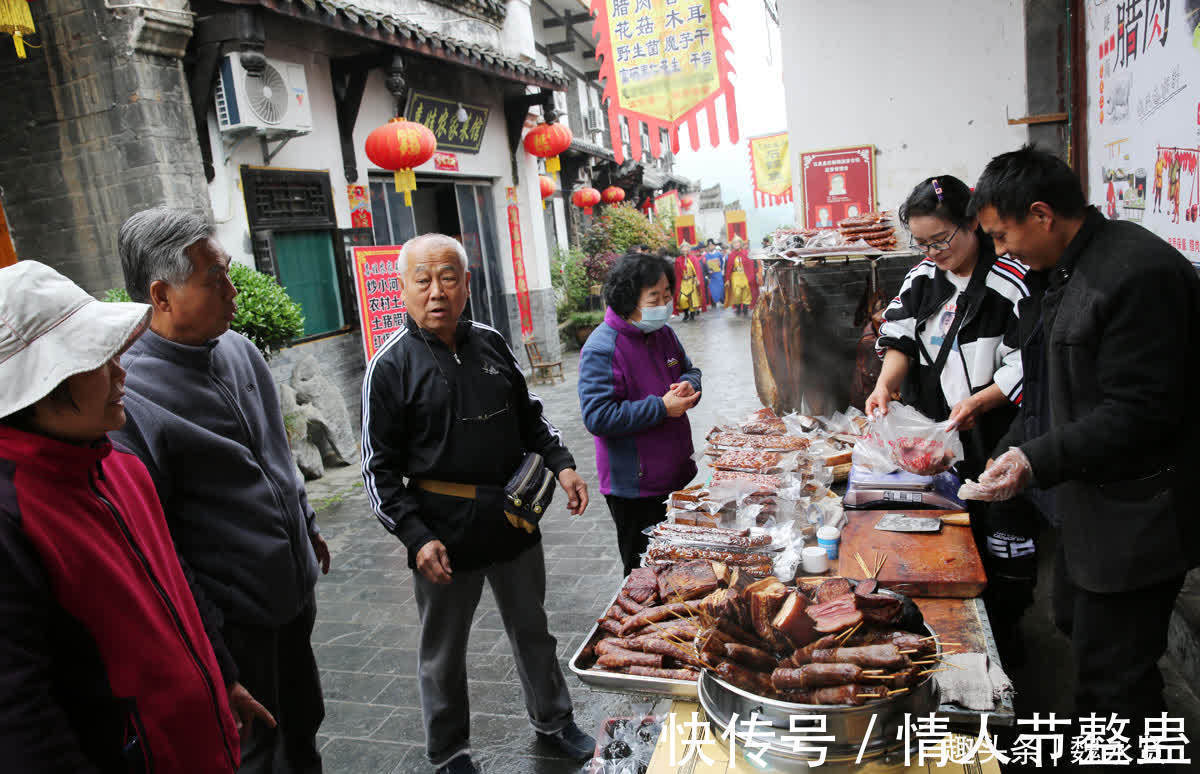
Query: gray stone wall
xmin=503 ymin=286 xmax=561 ymax=368
xmin=268 ymin=332 xmax=368 ymax=429
xmin=0 ymin=0 xmax=209 ymax=295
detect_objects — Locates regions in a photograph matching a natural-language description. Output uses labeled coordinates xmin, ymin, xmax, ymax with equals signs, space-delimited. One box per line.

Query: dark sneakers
xmin=434 ymin=754 xmax=480 ymax=774
xmin=537 ymin=721 xmax=597 ymax=761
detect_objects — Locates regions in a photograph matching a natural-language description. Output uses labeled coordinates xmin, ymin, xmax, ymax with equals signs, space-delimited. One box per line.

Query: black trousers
xmin=605 ymin=494 xmax=668 ymax=575
xmin=969 ymin=496 xmax=1041 ymax=665
xmin=224 ymin=592 xmax=325 ymax=774
xmin=1052 ymin=543 xmax=1184 ymax=746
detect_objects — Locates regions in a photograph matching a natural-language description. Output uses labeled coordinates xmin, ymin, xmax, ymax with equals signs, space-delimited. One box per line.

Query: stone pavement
xmin=305 ymin=307 xmax=760 ymax=774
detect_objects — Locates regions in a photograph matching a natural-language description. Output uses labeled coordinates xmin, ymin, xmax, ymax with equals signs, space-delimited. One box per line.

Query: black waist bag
xmin=504 ymin=453 xmax=556 ymax=526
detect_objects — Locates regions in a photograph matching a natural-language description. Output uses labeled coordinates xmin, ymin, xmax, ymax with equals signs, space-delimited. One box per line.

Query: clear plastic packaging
xmin=583 ymin=707 xmax=664 ymax=774
xmin=855 ymin=404 xmax=964 ymax=476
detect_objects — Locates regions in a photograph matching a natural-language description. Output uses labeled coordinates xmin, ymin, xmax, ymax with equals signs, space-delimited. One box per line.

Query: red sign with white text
xmin=433 ymin=151 xmax=459 ymax=171
xmin=799 ymin=145 xmax=876 ymax=229
xmin=352 ymin=246 xmax=407 ymax=361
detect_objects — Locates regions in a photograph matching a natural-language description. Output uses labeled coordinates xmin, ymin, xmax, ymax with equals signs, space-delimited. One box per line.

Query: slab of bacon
xmin=709 ymin=449 xmax=783 ymax=473
xmin=706 ymin=431 xmax=811 ymax=452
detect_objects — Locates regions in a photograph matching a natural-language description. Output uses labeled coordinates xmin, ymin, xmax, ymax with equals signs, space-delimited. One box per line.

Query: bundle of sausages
xmin=838 ymin=212 xmax=898 ymax=251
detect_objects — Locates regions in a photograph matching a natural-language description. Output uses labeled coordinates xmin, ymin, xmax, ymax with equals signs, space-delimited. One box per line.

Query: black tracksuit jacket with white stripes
xmin=878 ymin=243 xmax=1028 ymax=475
xmin=361 ymin=315 xmax=575 ymax=572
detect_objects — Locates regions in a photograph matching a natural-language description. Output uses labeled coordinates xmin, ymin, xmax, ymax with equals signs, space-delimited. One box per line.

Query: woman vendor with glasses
xmin=865 ymin=175 xmax=1042 ymax=666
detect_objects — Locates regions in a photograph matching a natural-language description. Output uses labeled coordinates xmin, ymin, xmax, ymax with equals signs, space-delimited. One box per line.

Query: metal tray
xmin=568 ymin=584 xmax=699 ymax=699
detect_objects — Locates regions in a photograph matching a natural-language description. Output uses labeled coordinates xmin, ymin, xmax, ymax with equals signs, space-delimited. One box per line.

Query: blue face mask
xmin=632 ymin=302 xmax=672 ymax=333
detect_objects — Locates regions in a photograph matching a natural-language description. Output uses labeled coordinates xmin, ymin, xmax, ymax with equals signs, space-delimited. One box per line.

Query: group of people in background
xmin=671 ymin=237 xmax=760 ymax=320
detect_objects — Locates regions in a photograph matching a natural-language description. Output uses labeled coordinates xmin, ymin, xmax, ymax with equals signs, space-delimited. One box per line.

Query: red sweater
xmin=0 ymin=426 xmax=239 ymax=772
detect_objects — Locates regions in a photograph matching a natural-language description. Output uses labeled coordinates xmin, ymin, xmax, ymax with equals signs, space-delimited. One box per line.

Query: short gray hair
xmin=118 ymin=208 xmax=213 ymax=303
xmin=400 ymin=233 xmax=468 ymax=275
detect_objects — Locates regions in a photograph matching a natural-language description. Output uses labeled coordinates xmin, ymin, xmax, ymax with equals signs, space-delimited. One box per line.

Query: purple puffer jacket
xmin=578 ymin=307 xmax=702 ymax=498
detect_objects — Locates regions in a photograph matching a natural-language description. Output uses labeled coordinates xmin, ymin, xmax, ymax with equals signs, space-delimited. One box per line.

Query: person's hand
xmin=228 ymin=681 xmax=276 ymax=743
xmin=973 ymin=447 xmax=1033 ymax=501
xmin=416 ymin=540 xmax=453 ymax=584
xmin=310 ymin=532 xmax=331 ymax=575
xmin=947 ymin=395 xmax=983 ymax=432
xmin=663 ymin=387 xmax=701 ymax=418
xmin=558 ymin=468 xmax=589 ymax=516
xmin=669 ymin=381 xmax=697 ymax=398
xmin=864 ymin=383 xmax=897 ymax=418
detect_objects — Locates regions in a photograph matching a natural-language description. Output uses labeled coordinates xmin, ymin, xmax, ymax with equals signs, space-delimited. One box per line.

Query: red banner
xmin=506 ymin=188 xmax=534 ymax=337
xmin=724 ymin=209 xmax=747 ymax=242
xmin=799 ymin=145 xmax=876 ymax=229
xmin=589 ymin=0 xmax=738 ymax=164
xmin=352 ymin=246 xmax=407 ymax=361
xmin=675 ymin=214 xmax=696 ymax=246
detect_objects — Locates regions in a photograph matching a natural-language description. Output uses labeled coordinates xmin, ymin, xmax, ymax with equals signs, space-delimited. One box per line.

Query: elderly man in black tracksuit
xmin=968 ymin=146 xmax=1200 ymax=748
xmin=361 ymin=234 xmax=595 ymax=774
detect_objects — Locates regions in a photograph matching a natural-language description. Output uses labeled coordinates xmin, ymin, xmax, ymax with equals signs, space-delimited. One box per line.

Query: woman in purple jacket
xmin=578 ymin=253 xmax=703 ymax=574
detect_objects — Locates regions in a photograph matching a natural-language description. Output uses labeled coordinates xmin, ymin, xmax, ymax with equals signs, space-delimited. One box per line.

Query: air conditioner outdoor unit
xmin=214 ymin=54 xmax=313 ymax=135
xmin=584 ymin=108 xmax=604 ymax=133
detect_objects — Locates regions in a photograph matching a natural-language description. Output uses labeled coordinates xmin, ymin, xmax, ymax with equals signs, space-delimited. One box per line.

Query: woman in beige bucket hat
xmin=0 ymin=261 xmax=244 ymax=771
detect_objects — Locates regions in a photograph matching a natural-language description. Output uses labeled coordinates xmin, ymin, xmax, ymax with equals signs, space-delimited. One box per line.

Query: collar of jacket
xmin=136 ymin=328 xmax=220 ymax=369
xmin=604 ymin=306 xmax=654 ymax=339
xmin=0 ymin=425 xmax=112 ymax=479
xmin=913 ymin=249 xmax=997 ymax=324
xmin=1048 ymin=206 xmax=1104 ymax=289
xmin=404 ymin=313 xmax=472 ymax=349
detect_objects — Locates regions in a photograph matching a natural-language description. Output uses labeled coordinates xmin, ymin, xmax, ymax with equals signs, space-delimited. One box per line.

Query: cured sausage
xmin=618 ymin=600 xmax=702 ymax=636
xmin=715 ymin=660 xmax=776 ymax=696
xmin=810 ymin=644 xmax=910 ymax=670
xmin=771 ymin=663 xmax=863 ymax=690
xmin=596 ymin=647 xmax=663 ymax=669
xmin=722 ymin=642 xmax=778 ymax=672
xmin=626 ymin=665 xmax=698 ymax=681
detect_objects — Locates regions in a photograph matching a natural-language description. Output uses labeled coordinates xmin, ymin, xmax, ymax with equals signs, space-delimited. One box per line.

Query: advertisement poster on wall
xmin=351 ymin=246 xmax=406 ymax=361
xmin=1086 ymin=0 xmax=1200 ymax=262
xmin=798 ymin=145 xmax=876 ymax=230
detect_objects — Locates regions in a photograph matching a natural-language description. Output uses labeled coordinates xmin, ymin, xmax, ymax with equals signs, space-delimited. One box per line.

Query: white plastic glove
xmin=962 ymin=447 xmax=1033 ymax=502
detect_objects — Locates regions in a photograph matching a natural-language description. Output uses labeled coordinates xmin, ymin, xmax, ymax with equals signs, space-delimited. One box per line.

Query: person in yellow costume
xmin=723 ymin=238 xmax=758 ymax=316
xmin=673 ymin=243 xmax=704 ymax=321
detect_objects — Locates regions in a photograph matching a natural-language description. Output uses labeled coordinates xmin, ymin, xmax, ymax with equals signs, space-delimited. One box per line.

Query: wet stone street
xmin=305 ymin=308 xmax=759 ymax=774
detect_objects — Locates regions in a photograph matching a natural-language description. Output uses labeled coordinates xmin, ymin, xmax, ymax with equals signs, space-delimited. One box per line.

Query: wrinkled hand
xmin=663 ymin=387 xmax=701 ymax=418
xmin=558 ymin=468 xmax=589 ymax=516
xmin=310 ymin=532 xmax=331 ymax=575
xmin=947 ymin=395 xmax=983 ymax=432
xmin=416 ymin=540 xmax=453 ymax=584
xmin=973 ymin=447 xmax=1033 ymax=501
xmin=669 ymin=381 xmax=697 ymax=398
xmin=864 ymin=383 xmax=898 ymax=418
xmin=228 ymin=681 xmax=276 ymax=743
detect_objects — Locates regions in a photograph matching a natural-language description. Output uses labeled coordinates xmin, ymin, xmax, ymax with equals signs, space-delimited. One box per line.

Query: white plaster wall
xmin=778 ymin=0 xmax=1029 ymax=221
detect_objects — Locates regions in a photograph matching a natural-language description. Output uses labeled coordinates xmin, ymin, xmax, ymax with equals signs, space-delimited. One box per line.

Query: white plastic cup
xmin=801 ymin=545 xmax=830 ymax=574
xmin=817 ymin=525 xmax=841 ymax=560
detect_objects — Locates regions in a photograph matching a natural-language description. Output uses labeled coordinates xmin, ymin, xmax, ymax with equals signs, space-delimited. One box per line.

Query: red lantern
xmin=572 ymin=187 xmax=602 ymax=215
xmin=523 ymin=121 xmax=573 ymax=179
xmin=680 ymin=194 xmax=696 ymax=210
xmin=601 ymin=186 xmax=626 ymax=205
xmin=365 ymin=117 xmax=437 ymax=206
xmin=539 ymin=175 xmax=557 ymax=200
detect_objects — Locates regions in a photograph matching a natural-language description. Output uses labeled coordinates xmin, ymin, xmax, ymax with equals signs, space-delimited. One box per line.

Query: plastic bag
xmin=858 ymin=404 xmax=964 ymax=476
xmin=584 ymin=708 xmax=664 ymax=774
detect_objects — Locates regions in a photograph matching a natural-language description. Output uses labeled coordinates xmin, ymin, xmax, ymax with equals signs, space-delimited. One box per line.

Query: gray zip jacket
xmin=113 ymin=328 xmax=319 ymax=630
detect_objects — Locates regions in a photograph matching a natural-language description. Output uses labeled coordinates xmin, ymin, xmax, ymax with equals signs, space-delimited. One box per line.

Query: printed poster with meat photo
xmin=1087 ymin=0 xmax=1200 ymax=263
xmin=798 ymin=145 xmax=877 ymax=230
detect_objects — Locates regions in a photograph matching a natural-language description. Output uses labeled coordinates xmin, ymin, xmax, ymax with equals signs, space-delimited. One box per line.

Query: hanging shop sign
xmin=352 ymin=246 xmax=407 ymax=361
xmin=798 ymin=145 xmax=876 ymax=229
xmin=347 ymin=184 xmax=373 ymax=229
xmin=506 ymin=187 xmax=534 ymax=336
xmin=675 ymin=214 xmax=697 ymax=246
xmin=654 ymin=189 xmax=681 ymax=220
xmin=724 ymin=209 xmax=747 ymax=242
xmin=1085 ymin=0 xmax=1200 ymax=262
xmin=405 ymin=92 xmax=489 ymax=154
xmin=433 ymin=151 xmax=460 ymax=171
xmin=749 ymin=131 xmax=793 ymax=208
xmin=589 ymin=0 xmax=738 ymax=163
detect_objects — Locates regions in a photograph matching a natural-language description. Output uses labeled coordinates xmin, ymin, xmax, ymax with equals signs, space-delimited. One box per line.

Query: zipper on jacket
xmin=89 ymin=473 xmax=237 ymax=770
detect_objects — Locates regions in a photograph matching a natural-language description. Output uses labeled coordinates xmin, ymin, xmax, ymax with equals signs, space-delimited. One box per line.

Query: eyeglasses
xmin=909 ymin=225 xmax=961 ymax=254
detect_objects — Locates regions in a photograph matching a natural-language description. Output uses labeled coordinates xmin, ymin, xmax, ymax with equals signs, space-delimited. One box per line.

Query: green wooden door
xmin=273 ymin=231 xmax=345 ymax=337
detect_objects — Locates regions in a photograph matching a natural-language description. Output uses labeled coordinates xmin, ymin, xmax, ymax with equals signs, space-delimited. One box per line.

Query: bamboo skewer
xmin=887 ymin=688 xmax=910 ymax=696
xmin=919 ymin=668 xmax=950 ymax=676
xmin=855 ymin=552 xmax=872 ymax=578
xmin=837 ymin=620 xmax=863 ymax=644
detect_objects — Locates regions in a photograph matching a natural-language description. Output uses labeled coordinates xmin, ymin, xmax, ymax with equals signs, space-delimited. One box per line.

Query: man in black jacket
xmin=361 ymin=234 xmax=594 ymax=774
xmin=968 ymin=146 xmax=1200 ymax=744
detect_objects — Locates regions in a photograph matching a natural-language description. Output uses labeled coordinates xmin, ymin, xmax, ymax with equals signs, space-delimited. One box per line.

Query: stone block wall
xmin=0 ymin=0 xmax=207 ymax=295
xmin=267 ymin=332 xmax=368 ymax=429
xmin=503 ymin=286 xmax=561 ymax=368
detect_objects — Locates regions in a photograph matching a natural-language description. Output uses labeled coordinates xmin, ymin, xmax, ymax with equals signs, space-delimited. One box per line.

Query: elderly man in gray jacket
xmin=111 ymin=207 xmax=328 ymax=774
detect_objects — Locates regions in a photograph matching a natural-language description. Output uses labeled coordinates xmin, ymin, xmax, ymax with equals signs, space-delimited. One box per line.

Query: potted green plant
xmin=567 ymin=309 xmax=606 ymax=346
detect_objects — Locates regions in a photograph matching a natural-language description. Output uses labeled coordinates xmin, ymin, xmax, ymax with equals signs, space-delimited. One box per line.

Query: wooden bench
xmin=524 ymin=336 xmax=564 ymax=384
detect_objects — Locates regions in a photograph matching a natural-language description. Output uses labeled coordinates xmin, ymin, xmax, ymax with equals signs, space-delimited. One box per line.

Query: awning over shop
xmin=566 ymin=138 xmax=615 ymax=163
xmin=222 ymin=0 xmax=568 ymax=90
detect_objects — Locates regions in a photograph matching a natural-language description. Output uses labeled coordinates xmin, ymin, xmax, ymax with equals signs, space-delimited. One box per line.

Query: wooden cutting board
xmin=836 ymin=509 xmax=987 ymax=598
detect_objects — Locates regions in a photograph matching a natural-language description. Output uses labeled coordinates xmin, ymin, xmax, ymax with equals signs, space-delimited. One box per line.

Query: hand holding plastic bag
xmin=958 ymin=447 xmax=1033 ymax=502
xmin=854 ymin=403 xmax=964 ymax=475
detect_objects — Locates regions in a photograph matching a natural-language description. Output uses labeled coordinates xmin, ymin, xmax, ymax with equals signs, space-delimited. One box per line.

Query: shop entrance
xmin=370 ymin=177 xmax=508 ymax=340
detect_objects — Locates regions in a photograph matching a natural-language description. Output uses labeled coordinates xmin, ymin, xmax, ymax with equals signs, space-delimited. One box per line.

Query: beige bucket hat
xmin=0 ymin=261 xmax=150 ymax=419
